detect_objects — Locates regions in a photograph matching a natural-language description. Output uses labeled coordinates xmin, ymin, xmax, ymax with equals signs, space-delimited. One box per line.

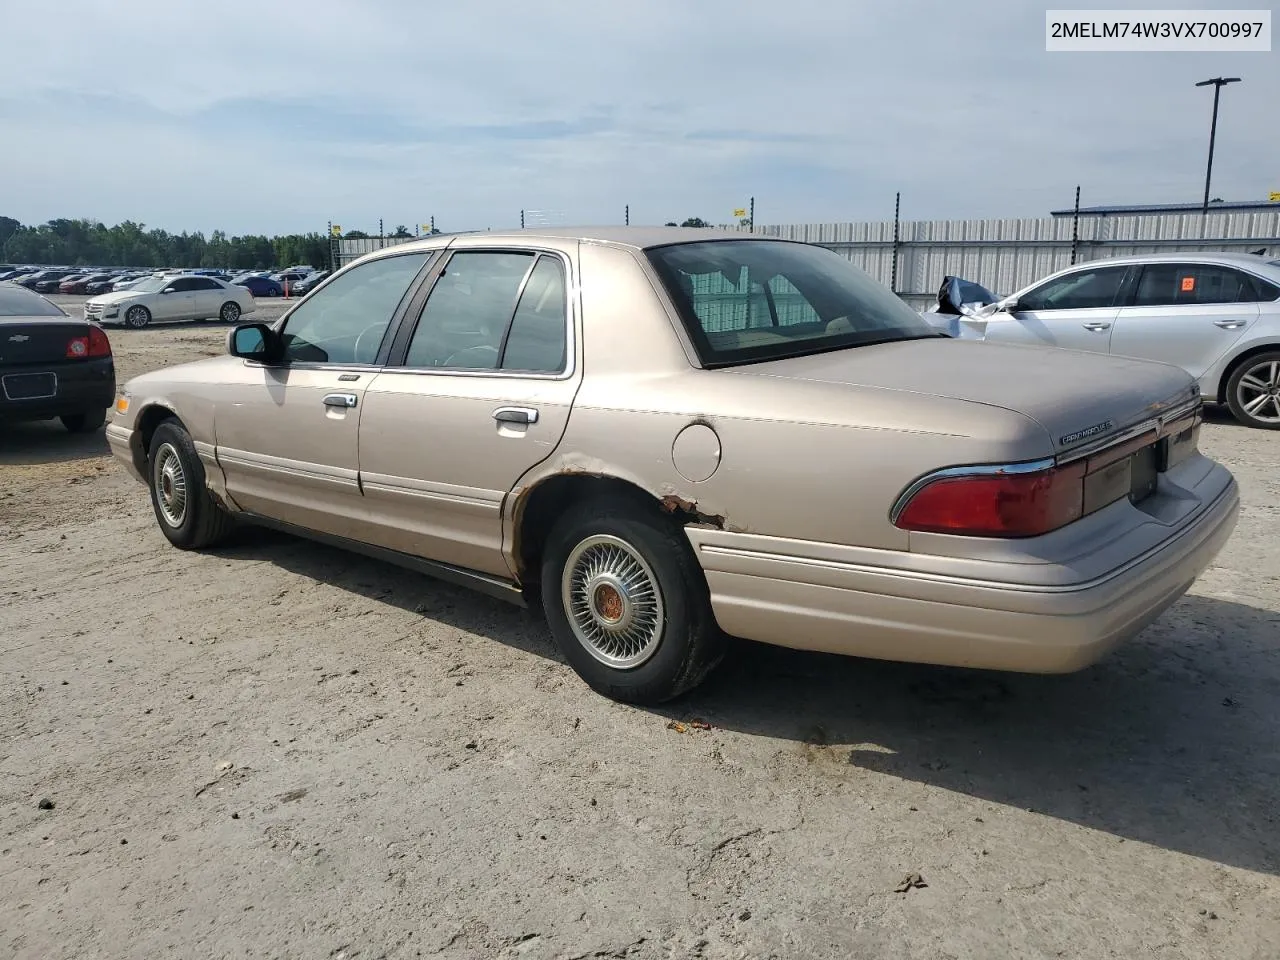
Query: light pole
xmin=1195 ymin=77 xmax=1240 ymax=215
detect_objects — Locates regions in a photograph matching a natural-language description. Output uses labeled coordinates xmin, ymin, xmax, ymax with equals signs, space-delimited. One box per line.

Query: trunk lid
xmin=0 ymin=316 xmax=91 ymax=366
xmin=729 ymin=338 xmax=1198 ymax=456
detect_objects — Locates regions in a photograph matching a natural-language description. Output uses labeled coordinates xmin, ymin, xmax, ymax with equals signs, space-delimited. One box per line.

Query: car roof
xmin=1075 ymin=251 xmax=1280 ymax=270
xmin=367 ymin=225 xmax=779 ymax=256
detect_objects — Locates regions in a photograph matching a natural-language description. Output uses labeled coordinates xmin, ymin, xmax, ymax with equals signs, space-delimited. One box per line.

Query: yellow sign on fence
xmin=1269 ymin=192 xmax=1280 ymax=202
xmin=733 ymin=208 xmax=747 ymax=218
xmin=330 ymin=224 xmax=342 ymax=236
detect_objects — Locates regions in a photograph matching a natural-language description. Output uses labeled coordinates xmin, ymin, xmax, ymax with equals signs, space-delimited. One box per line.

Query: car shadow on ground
xmin=0 ymin=420 xmax=108 ymax=465
xmin=218 ymin=526 xmax=1278 ymax=878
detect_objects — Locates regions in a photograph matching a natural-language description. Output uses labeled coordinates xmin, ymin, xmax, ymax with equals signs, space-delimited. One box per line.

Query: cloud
xmin=0 ymin=0 xmax=1274 ymax=234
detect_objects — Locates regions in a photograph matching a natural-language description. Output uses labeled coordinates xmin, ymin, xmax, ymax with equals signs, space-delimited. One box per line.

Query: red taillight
xmin=66 ymin=326 xmax=112 ymax=359
xmin=894 ymin=462 xmax=1087 ymax=538
xmin=88 ymin=324 xmax=111 ymax=357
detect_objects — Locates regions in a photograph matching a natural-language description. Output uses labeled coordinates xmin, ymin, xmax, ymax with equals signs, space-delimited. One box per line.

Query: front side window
xmin=167 ymin=277 xmax=199 ymax=292
xmin=404 ymin=251 xmax=537 ymax=369
xmin=646 ymin=240 xmax=936 ymax=367
xmin=281 ymin=252 xmax=432 ymax=365
xmin=1018 ymin=266 xmax=1128 ymax=311
xmin=1133 ymin=263 xmax=1259 ymax=306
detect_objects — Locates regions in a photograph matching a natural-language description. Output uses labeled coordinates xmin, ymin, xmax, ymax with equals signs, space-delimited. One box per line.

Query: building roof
xmin=1050 ymin=200 xmax=1280 ymax=217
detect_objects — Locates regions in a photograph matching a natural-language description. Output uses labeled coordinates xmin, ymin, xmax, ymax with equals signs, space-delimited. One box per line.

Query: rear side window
xmin=405 ymin=251 xmax=536 ymax=369
xmin=1018 ymin=266 xmax=1128 ymax=311
xmin=1133 ymin=264 xmax=1260 ymax=306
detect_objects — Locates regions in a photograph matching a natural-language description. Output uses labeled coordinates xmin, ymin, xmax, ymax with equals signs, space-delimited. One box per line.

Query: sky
xmin=0 ymin=0 xmax=1276 ymax=235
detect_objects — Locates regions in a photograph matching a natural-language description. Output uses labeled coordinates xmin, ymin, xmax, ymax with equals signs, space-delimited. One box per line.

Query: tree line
xmin=0 ymin=215 xmax=331 ymax=270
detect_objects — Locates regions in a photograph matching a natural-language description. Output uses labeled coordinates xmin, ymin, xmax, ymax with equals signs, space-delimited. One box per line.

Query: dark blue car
xmin=234 ymin=276 xmax=284 ymax=297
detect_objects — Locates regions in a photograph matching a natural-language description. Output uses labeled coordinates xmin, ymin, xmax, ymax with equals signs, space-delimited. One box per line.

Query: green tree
xmin=680 ymin=217 xmax=710 ymax=228
xmin=390 ymin=224 xmax=412 ymax=238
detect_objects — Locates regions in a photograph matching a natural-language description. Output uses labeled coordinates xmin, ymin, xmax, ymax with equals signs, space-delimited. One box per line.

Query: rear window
xmin=646 ymin=240 xmax=936 ymax=367
xmin=0 ymin=283 xmax=66 ymax=317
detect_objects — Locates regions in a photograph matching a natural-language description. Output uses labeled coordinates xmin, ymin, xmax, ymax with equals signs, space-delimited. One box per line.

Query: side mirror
xmin=228 ymin=322 xmax=282 ymax=364
xmin=994 ymin=295 xmax=1020 ymax=313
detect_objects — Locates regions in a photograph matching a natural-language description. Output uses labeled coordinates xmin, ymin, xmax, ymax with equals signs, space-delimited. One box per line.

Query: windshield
xmin=129 ymin=276 xmax=170 ymax=293
xmin=0 ymin=284 xmax=66 ymax=317
xmin=646 ymin=239 xmax=936 ymax=367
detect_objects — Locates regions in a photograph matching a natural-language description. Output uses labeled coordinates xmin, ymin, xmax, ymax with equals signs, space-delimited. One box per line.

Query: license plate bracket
xmin=1130 ymin=442 xmax=1159 ymax=503
xmin=2 ymin=372 xmax=58 ymax=401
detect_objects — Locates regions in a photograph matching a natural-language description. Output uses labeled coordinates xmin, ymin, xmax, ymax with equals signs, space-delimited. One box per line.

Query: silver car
xmin=954 ymin=253 xmax=1280 ymax=429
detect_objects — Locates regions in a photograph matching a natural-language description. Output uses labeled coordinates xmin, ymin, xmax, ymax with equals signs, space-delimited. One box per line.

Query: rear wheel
xmin=540 ymin=496 xmax=726 ymax=704
xmin=1226 ymin=352 xmax=1280 ymax=430
xmin=124 ymin=305 xmax=151 ymax=329
xmin=219 ymin=301 xmax=241 ymax=323
xmin=147 ymin=420 xmax=235 ymax=549
xmin=60 ymin=408 xmax=106 ymax=433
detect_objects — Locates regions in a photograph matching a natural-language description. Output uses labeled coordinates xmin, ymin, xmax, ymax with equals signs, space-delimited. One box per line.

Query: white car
xmin=931 ymin=253 xmax=1280 ymax=429
xmin=84 ymin=274 xmax=257 ymax=329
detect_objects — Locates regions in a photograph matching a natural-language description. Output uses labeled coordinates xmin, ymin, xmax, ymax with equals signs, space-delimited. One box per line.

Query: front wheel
xmin=124 ymin=304 xmax=151 ymax=329
xmin=147 ymin=420 xmax=235 ymax=549
xmin=219 ymin=301 xmax=241 ymax=323
xmin=1226 ymin=352 xmax=1280 ymax=430
xmin=540 ymin=497 xmax=726 ymax=704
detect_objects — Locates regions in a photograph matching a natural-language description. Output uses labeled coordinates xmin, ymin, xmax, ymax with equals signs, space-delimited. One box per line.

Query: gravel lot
xmin=3 ymin=295 xmax=1278 ymax=960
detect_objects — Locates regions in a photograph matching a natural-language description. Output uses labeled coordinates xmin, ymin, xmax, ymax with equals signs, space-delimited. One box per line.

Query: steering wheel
xmin=444 ymin=344 xmax=500 ymax=369
xmin=353 ymin=323 xmax=387 ymax=364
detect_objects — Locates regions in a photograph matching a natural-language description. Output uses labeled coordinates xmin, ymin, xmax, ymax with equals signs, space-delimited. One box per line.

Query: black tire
xmin=60 ymin=408 xmax=107 ymax=433
xmin=1225 ymin=351 xmax=1280 ymax=430
xmin=147 ymin=420 xmax=235 ymax=549
xmin=540 ymin=496 xmax=726 ymax=704
xmin=219 ymin=301 xmax=241 ymax=323
xmin=124 ymin=304 xmax=151 ymax=329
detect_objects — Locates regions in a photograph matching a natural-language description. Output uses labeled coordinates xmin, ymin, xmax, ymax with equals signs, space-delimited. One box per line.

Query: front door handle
xmin=1082 ymin=322 xmax=1112 ymax=331
xmin=1214 ymin=319 xmax=1248 ymax=330
xmin=492 ymin=406 xmax=539 ymax=425
xmin=322 ymin=392 xmax=358 ymax=409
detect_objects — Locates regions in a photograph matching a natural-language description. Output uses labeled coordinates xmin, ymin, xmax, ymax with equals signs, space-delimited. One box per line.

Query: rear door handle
xmin=1082 ymin=322 xmax=1112 ymax=331
xmin=322 ymin=392 xmax=358 ymax=408
xmin=1214 ymin=319 xmax=1248 ymax=330
xmin=492 ymin=406 xmax=539 ymax=425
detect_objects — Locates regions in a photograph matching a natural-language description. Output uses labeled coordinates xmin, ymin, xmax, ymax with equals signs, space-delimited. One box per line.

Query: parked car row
xmin=923 ymin=252 xmax=1280 ymax=429
xmin=104 ymin=227 xmax=1240 ymax=705
xmin=0 ymin=264 xmax=325 ymax=297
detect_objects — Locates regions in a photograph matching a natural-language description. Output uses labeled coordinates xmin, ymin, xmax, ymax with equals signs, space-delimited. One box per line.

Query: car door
xmin=1107 ymin=262 xmax=1261 ymax=380
xmin=356 ymin=245 xmax=580 ymax=579
xmin=213 ymin=250 xmax=437 ymax=536
xmin=981 ymin=264 xmax=1133 ymax=353
xmin=155 ymin=277 xmax=198 ymax=320
xmin=190 ymin=277 xmax=225 ymax=318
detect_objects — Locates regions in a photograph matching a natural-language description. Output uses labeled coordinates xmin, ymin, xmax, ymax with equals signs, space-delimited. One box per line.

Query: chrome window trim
xmin=888 ymin=458 xmax=1056 ymax=524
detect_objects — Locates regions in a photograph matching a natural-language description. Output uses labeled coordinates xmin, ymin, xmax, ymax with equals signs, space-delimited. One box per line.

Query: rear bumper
xmin=0 ymin=358 xmax=115 ymax=422
xmin=686 ymin=474 xmax=1240 ymax=673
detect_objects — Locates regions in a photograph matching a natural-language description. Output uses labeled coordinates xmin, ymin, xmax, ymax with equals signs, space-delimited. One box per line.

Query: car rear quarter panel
xmin=506 ymin=243 xmax=1056 ymax=555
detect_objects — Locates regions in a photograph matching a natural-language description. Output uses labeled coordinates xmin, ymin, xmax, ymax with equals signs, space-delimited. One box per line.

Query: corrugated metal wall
xmin=738 ymin=211 xmax=1280 ymax=308
xmin=332 ymin=213 xmax=1280 ymax=309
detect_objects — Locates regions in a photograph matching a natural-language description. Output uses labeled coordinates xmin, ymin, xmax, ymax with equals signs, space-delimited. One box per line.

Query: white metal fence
xmin=332 ymin=210 xmax=1280 ymax=309
xmin=731 ymin=211 xmax=1280 ymax=309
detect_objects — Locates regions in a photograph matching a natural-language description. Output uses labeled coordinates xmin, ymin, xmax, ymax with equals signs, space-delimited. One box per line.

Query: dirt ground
xmin=3 ymin=296 xmax=1278 ymax=960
